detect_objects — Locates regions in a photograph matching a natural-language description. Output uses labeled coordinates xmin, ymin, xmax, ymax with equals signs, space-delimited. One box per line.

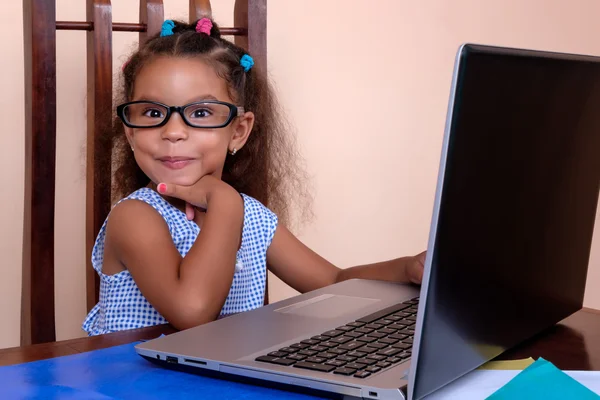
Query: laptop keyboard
xmin=255 ymin=297 xmax=419 ymax=379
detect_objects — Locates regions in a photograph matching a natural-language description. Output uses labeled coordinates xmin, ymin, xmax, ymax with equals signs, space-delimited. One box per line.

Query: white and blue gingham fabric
xmin=82 ymin=187 xmax=277 ymax=336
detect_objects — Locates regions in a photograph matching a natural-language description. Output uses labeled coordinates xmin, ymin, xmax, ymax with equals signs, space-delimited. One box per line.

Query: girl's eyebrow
xmin=131 ymin=94 xmax=220 ymax=103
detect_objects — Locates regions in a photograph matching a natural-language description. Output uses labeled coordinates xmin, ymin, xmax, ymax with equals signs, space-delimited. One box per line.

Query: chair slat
xmin=139 ymin=0 xmax=164 ymax=45
xmin=21 ymin=0 xmax=58 ymax=345
xmin=190 ymin=0 xmax=212 ymax=22
xmin=234 ymin=0 xmax=269 ymax=305
xmin=85 ymin=0 xmax=113 ymax=312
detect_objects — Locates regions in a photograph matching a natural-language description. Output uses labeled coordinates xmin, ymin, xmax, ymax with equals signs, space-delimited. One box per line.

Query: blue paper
xmin=486 ymin=357 xmax=600 ymax=400
xmin=0 ymin=342 xmax=326 ymax=399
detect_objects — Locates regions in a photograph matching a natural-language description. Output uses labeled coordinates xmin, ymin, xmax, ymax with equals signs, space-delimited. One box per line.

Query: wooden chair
xmin=21 ymin=0 xmax=268 ymax=346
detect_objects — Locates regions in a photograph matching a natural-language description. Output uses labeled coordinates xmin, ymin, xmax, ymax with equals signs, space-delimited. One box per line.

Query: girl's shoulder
xmin=239 ymin=193 xmax=279 ymax=247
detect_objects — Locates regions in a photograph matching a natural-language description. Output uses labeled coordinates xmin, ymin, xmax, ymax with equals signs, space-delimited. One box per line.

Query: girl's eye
xmin=191 ymin=108 xmax=212 ymax=118
xmin=143 ymin=108 xmax=164 ymax=118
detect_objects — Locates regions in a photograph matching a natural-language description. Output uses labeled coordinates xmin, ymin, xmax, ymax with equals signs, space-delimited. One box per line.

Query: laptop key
xmin=345 ymin=362 xmax=367 ymax=370
xmin=333 ymin=367 xmax=357 ymax=376
xmin=310 ymin=345 xmax=328 ymax=352
xmin=356 ymin=336 xmax=377 ymax=343
xmin=385 ymin=315 xmax=402 ymax=322
xmin=294 ymin=362 xmax=335 ymax=373
xmin=388 ymin=356 xmax=404 ymax=364
xmin=344 ymin=331 xmax=363 ymax=338
xmin=288 ymin=354 xmax=307 ymax=361
xmin=356 ymin=358 xmax=377 ymax=366
xmin=299 ymin=349 xmax=318 ymax=356
xmin=376 ymin=361 xmax=392 ymax=368
xmin=377 ymin=328 xmax=396 ymax=335
xmin=346 ymin=321 xmax=365 ymax=328
xmin=325 ymin=360 xmax=346 ymax=367
xmin=301 ymin=339 xmax=320 ymax=345
xmin=366 ymin=366 xmax=381 ymax=373
xmin=336 ymin=355 xmax=357 ymax=363
xmin=392 ymin=342 xmax=411 ymax=350
xmin=365 ymin=323 xmax=383 ymax=330
xmin=322 ymin=330 xmax=345 ymax=337
xmin=339 ymin=341 xmax=363 ymax=351
xmin=305 ymin=357 xmax=326 ymax=363
xmin=256 ymin=356 xmax=296 ymax=366
xmin=393 ymin=312 xmax=411 ymax=318
xmin=346 ymin=351 xmax=367 ymax=358
xmin=311 ymin=335 xmax=329 ymax=342
xmin=365 ymin=342 xmax=387 ymax=349
xmin=279 ymin=347 xmax=296 ymax=353
xmin=375 ymin=319 xmax=394 ymax=326
xmin=329 ymin=348 xmax=347 ymax=355
xmin=378 ymin=338 xmax=399 ymax=345
xmin=356 ymin=346 xmax=377 ymax=354
xmin=320 ymin=341 xmax=339 ymax=348
xmin=367 ymin=354 xmax=387 ymax=361
xmin=317 ymin=352 xmax=337 ymax=359
xmin=268 ymin=351 xmax=288 ymax=358
xmin=355 ymin=327 xmax=374 ymax=334
xmin=356 ymin=303 xmax=411 ymax=323
xmin=291 ymin=343 xmax=310 ymax=350
xmin=354 ymin=371 xmax=371 ymax=378
xmin=368 ymin=331 xmax=386 ymax=338
xmin=389 ymin=334 xmax=408 ymax=341
xmin=330 ymin=336 xmax=353 ymax=344
xmin=377 ymin=348 xmax=402 ymax=357
xmin=336 ymin=325 xmax=355 ymax=332
xmin=404 ymin=338 xmax=414 ymax=344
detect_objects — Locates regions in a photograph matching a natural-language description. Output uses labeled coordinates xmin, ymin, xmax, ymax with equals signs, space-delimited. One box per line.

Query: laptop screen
xmin=412 ymin=44 xmax=600 ymax=399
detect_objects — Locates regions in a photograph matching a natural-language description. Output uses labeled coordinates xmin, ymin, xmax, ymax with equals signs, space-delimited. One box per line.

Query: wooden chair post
xmin=85 ymin=0 xmax=113 ymax=312
xmin=21 ymin=0 xmax=58 ymax=346
xmin=233 ymin=0 xmax=269 ymax=304
xmin=139 ymin=0 xmax=164 ymax=46
xmin=189 ymin=0 xmax=212 ymax=21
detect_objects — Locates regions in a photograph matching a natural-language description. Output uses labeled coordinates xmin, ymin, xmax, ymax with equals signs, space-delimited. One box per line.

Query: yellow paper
xmin=479 ymin=358 xmax=535 ymax=370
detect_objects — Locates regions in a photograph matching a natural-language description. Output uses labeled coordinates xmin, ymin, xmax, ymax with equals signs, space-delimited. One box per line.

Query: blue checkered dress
xmin=82 ymin=188 xmax=278 ymax=336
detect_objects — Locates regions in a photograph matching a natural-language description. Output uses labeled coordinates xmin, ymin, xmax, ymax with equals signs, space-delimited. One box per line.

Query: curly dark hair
xmin=106 ymin=19 xmax=311 ymax=227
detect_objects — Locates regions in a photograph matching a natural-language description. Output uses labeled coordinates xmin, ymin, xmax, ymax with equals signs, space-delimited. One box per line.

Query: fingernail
xmin=157 ymin=183 xmax=167 ymax=193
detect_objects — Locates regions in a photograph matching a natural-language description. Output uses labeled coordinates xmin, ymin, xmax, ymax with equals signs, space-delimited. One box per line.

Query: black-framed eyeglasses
xmin=116 ymin=100 xmax=245 ymax=129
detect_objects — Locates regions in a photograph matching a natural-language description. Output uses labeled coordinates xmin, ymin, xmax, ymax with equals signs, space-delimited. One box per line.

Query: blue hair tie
xmin=160 ymin=20 xmax=175 ymax=37
xmin=240 ymin=54 xmax=254 ymax=72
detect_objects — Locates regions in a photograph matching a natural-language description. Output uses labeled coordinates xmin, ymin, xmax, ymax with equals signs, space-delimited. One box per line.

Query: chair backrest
xmin=21 ymin=0 xmax=267 ymax=346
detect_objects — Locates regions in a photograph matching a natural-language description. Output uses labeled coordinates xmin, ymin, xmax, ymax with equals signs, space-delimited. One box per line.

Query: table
xmin=1 ymin=309 xmax=599 ymax=370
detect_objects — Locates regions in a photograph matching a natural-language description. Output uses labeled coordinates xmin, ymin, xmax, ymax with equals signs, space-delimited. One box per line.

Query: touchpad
xmin=275 ymin=294 xmax=379 ymax=319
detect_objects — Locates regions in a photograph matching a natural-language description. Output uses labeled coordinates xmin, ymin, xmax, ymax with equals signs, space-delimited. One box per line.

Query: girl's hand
xmin=156 ymin=176 xmax=241 ymax=220
xmin=406 ymin=251 xmax=427 ymax=284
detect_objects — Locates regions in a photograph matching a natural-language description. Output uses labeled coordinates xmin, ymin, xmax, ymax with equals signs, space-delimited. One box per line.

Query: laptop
xmin=135 ymin=44 xmax=600 ymax=400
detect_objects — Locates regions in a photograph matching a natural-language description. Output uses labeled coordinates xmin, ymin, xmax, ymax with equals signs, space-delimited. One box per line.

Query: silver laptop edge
xmin=406 ymin=43 xmax=466 ymax=400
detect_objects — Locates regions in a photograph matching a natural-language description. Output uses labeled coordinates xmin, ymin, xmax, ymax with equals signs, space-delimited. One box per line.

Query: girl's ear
xmin=228 ymin=111 xmax=255 ymax=152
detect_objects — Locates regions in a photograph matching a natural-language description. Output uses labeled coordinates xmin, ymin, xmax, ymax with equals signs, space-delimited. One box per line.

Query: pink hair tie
xmin=196 ymin=18 xmax=213 ymax=35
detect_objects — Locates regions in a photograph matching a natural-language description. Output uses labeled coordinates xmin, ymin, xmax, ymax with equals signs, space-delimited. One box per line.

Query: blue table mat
xmin=0 ymin=342 xmax=328 ymax=399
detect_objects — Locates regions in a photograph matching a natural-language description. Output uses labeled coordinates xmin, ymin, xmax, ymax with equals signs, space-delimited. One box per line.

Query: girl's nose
xmin=161 ymin=113 xmax=189 ymax=142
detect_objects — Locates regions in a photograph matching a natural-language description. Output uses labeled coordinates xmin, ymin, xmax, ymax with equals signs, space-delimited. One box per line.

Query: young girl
xmin=83 ymin=18 xmax=425 ymax=336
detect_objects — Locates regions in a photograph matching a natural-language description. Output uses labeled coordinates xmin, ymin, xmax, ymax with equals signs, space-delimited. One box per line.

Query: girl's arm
xmin=104 ymin=176 xmax=243 ymax=330
xmin=267 ymin=225 xmax=425 ymax=294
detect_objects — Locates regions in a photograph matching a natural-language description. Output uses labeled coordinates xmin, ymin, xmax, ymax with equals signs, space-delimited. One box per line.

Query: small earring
xmin=229 ymin=148 xmax=237 ymax=156
xmin=131 ymin=146 xmax=134 ymax=152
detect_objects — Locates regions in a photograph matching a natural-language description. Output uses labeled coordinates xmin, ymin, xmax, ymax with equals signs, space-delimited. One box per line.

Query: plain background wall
xmin=1 ymin=0 xmax=599 ymax=348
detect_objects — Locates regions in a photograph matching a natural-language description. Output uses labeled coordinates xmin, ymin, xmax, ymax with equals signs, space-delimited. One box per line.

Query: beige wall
xmin=1 ymin=0 xmax=599 ymax=349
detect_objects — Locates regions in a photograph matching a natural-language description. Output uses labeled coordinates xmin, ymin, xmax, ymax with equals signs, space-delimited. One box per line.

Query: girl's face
xmin=124 ymin=56 xmax=254 ymax=187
